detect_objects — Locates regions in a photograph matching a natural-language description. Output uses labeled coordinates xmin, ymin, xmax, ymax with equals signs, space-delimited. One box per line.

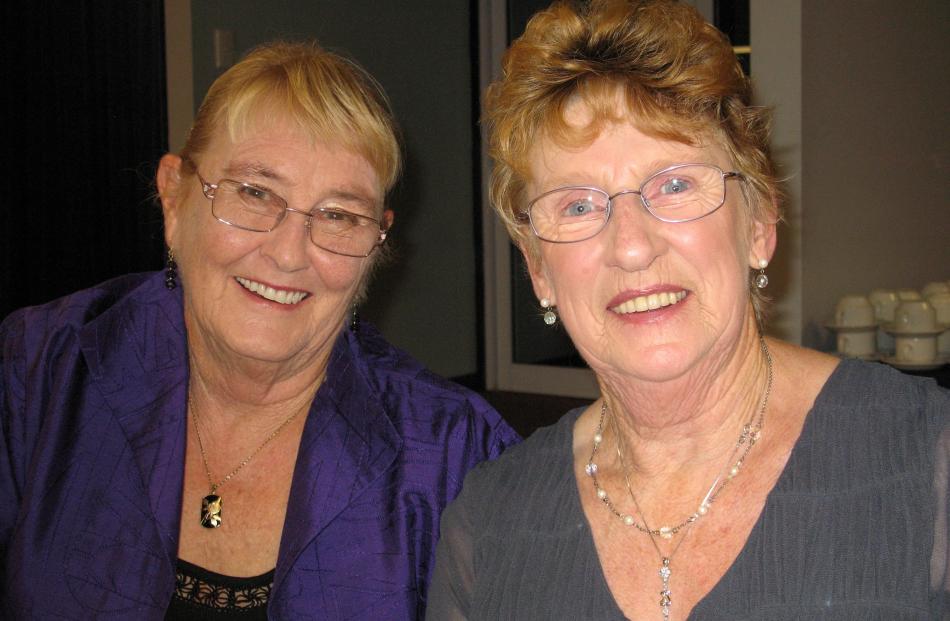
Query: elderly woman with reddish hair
xmin=428 ymin=1 xmax=949 ymax=619
xmin=0 ymin=41 xmax=517 ymax=619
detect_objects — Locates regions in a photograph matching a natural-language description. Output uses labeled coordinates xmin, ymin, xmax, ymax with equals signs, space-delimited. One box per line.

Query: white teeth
xmin=235 ymin=277 xmax=308 ymax=305
xmin=612 ymin=290 xmax=687 ymax=314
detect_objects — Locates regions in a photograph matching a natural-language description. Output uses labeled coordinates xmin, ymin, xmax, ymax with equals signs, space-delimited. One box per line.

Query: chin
xmin=600 ymin=342 xmax=698 ymax=383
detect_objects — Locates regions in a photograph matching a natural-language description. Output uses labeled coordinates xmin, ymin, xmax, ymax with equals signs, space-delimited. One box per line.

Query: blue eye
xmin=563 ymin=199 xmax=598 ymax=217
xmin=659 ymin=177 xmax=690 ymax=194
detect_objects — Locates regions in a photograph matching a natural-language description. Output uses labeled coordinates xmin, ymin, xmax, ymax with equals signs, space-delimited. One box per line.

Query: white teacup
xmin=927 ymin=292 xmax=950 ymax=356
xmin=895 ymin=335 xmax=938 ymax=364
xmin=834 ymin=295 xmax=874 ymax=327
xmin=869 ymin=289 xmax=899 ymax=353
xmin=894 ymin=300 xmax=937 ymax=332
xmin=897 ymin=289 xmax=922 ymax=301
xmin=869 ymin=289 xmax=900 ymax=322
xmin=837 ymin=331 xmax=876 ymax=358
xmin=922 ymin=281 xmax=950 ymax=298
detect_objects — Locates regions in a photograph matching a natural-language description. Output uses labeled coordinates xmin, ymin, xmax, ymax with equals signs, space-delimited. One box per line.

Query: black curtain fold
xmin=1 ymin=1 xmax=168 ymax=319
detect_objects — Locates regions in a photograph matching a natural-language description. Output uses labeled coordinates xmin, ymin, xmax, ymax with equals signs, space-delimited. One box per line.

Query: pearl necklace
xmin=585 ymin=336 xmax=773 ymax=620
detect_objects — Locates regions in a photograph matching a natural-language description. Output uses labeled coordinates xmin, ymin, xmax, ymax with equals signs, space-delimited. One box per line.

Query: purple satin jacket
xmin=0 ymin=271 xmax=519 ymax=619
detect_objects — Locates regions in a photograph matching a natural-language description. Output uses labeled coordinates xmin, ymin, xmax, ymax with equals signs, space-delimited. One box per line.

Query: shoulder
xmin=784 ymin=357 xmax=949 ymax=492
xmin=1 ymin=272 xmax=159 ymax=386
xmin=816 ymin=357 xmax=949 ymax=424
xmin=349 ymin=320 xmax=519 ymax=442
xmin=1 ymin=272 xmax=158 ymax=357
xmin=450 ymin=409 xmax=580 ymax=525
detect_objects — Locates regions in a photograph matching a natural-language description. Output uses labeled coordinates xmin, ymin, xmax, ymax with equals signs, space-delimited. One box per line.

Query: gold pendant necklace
xmin=189 ymin=395 xmax=304 ymax=529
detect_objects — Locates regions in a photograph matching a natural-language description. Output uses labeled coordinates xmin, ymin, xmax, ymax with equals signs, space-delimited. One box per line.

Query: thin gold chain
xmin=189 ymin=395 xmax=305 ymax=494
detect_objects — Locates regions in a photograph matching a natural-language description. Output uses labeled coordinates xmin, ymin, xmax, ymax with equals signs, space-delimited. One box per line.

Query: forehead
xmin=528 ymin=100 xmax=729 ymax=191
xmin=203 ymin=115 xmax=383 ymax=202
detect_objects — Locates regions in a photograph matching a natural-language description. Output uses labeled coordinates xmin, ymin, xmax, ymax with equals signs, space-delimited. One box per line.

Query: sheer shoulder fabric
xmin=427 ymin=360 xmax=949 ymax=620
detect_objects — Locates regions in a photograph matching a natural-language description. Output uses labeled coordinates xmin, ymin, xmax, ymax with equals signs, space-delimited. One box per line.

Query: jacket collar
xmin=274 ymin=322 xmax=403 ymax=588
xmin=77 ymin=272 xmax=402 ymax=582
xmin=78 ymin=272 xmax=189 ymax=571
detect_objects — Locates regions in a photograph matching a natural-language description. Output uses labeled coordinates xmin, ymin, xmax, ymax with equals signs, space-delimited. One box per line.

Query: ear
xmin=156 ymin=153 xmax=185 ymax=249
xmin=520 ymin=243 xmax=555 ymax=305
xmin=747 ymin=215 xmax=777 ymax=269
xmin=380 ymin=208 xmax=394 ymax=231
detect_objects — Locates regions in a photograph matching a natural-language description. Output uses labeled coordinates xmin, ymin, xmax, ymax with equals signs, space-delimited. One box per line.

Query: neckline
xmin=176 ymin=557 xmax=275 ymax=586
xmin=566 ymin=357 xmax=854 ymax=619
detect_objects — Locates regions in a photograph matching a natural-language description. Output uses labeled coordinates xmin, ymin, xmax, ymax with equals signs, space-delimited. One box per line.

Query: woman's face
xmin=524 ymin=107 xmax=773 ymax=384
xmin=159 ymin=119 xmax=389 ymax=370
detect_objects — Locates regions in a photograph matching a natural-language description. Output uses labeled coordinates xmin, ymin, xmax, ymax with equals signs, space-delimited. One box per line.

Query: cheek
xmin=312 ymin=254 xmax=369 ymax=293
xmin=543 ymin=247 xmax=602 ymax=296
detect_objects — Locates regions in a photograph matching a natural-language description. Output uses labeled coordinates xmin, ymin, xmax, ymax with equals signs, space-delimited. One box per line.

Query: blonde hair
xmin=485 ymin=0 xmax=781 ymax=309
xmin=180 ymin=40 xmax=401 ymax=194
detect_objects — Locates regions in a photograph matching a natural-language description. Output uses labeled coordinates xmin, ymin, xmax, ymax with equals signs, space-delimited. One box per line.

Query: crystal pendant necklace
xmin=190 ymin=396 xmax=304 ymax=529
xmin=586 ymin=336 xmax=773 ymax=620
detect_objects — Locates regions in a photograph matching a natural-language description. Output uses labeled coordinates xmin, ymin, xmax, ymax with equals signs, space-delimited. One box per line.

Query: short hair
xmin=180 ymin=40 xmax=401 ymax=195
xmin=484 ymin=0 xmax=780 ymax=301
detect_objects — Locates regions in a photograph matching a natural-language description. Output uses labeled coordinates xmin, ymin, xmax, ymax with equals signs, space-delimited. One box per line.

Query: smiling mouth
xmin=235 ymin=277 xmax=309 ymax=305
xmin=611 ymin=290 xmax=687 ymax=314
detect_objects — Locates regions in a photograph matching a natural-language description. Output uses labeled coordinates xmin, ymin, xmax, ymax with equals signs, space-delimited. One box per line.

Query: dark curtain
xmin=0 ymin=1 xmax=168 ymax=320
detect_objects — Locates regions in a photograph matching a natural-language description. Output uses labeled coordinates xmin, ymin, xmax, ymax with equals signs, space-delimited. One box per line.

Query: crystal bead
xmin=659 ymin=526 xmax=673 ymax=539
xmin=755 ymin=272 xmax=769 ymax=288
xmin=585 ymin=462 xmax=597 ymax=476
xmin=596 ymin=488 xmax=607 ymax=499
xmin=659 ymin=566 xmax=671 ymax=579
xmin=623 ymin=514 xmax=634 ymax=526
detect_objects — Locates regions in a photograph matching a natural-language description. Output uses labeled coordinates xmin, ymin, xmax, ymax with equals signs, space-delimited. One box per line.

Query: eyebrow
xmin=222 ymin=161 xmax=284 ymax=182
xmin=537 ymin=160 xmax=709 ymax=191
xmin=321 ymin=189 xmax=381 ymax=213
xmin=223 ymin=161 xmax=382 ymax=213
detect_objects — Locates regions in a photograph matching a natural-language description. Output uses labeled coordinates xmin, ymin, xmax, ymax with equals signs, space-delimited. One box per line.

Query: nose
xmin=259 ymin=208 xmax=312 ymax=271
xmin=603 ymin=193 xmax=667 ymax=272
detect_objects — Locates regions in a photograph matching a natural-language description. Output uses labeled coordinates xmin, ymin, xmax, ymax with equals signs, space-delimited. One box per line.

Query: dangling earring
xmin=540 ymin=298 xmax=558 ymax=325
xmin=350 ymin=307 xmax=359 ymax=331
xmin=754 ymin=258 xmax=769 ymax=289
xmin=165 ymin=249 xmax=178 ymax=290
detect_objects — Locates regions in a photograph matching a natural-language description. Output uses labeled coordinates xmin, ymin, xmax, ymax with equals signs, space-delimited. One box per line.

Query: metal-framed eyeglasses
xmin=194 ymin=172 xmax=388 ymax=258
xmin=520 ymin=163 xmax=743 ymax=244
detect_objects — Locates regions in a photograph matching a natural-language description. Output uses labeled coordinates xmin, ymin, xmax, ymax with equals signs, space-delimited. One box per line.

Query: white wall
xmin=800 ymin=0 xmax=950 ymax=348
xmin=751 ymin=0 xmax=803 ymax=343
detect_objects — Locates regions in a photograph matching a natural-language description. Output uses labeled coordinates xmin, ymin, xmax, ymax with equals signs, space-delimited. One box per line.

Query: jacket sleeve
xmin=0 ymin=310 xmax=30 ymax=587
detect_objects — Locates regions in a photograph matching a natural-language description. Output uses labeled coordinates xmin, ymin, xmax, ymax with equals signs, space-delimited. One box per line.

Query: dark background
xmin=0 ymin=2 xmax=168 ymax=320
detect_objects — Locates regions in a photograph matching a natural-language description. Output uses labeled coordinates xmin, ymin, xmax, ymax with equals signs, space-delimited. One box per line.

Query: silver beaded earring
xmin=754 ymin=259 xmax=769 ymax=289
xmin=540 ymin=298 xmax=558 ymax=325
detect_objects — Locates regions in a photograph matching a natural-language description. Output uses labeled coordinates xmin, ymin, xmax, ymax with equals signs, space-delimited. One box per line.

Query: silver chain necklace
xmin=189 ymin=395 xmax=305 ymax=529
xmin=585 ymin=336 xmax=773 ymax=620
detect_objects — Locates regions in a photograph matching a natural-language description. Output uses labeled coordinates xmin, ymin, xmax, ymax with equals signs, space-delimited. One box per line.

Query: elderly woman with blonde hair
xmin=428 ymin=1 xmax=949 ymax=619
xmin=1 ymin=41 xmax=518 ymax=619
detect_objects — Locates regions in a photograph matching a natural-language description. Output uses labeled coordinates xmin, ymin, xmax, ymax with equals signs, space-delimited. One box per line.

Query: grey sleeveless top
xmin=427 ymin=359 xmax=949 ymax=619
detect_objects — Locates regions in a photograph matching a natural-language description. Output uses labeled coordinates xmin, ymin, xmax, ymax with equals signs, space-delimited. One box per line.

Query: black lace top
xmin=165 ymin=559 xmax=274 ymax=620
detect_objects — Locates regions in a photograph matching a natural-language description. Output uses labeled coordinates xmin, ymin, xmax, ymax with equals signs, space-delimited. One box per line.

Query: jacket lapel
xmin=274 ymin=326 xmax=403 ymax=588
xmin=78 ymin=273 xmax=188 ymax=570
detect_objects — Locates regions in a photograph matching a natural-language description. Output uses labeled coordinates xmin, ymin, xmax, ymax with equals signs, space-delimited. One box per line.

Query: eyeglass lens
xmin=210 ymin=180 xmax=382 ymax=257
xmin=528 ymin=164 xmax=728 ymax=243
